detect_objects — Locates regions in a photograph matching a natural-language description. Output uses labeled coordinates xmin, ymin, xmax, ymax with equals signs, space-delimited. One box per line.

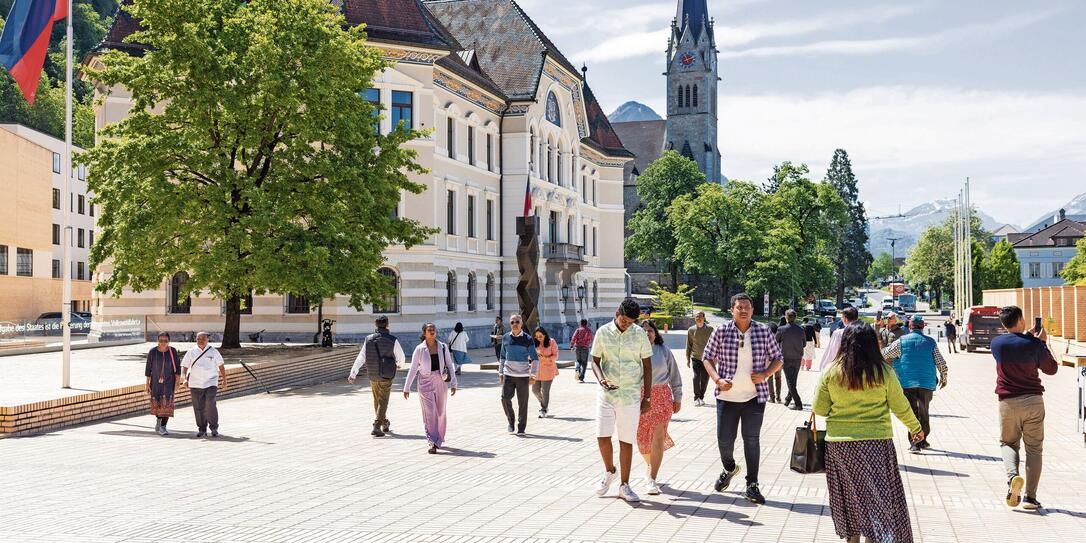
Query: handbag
xmin=441 ymin=344 xmax=453 ymax=383
xmin=790 ymin=413 xmax=826 ymax=474
xmin=372 ymin=335 xmax=398 ymax=380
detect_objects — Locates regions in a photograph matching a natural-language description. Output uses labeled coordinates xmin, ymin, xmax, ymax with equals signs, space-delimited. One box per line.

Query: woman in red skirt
xmin=637 ymin=320 xmax=683 ymax=496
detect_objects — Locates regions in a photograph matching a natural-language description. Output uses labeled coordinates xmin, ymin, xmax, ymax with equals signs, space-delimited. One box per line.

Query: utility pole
xmin=887 ymin=237 xmax=902 ymax=281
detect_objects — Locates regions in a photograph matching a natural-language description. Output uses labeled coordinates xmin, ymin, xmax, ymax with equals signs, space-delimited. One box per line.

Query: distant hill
xmin=1024 ymin=191 xmax=1086 ymax=232
xmin=868 ymin=199 xmax=1007 ymax=256
xmin=608 ymin=101 xmax=662 ymax=123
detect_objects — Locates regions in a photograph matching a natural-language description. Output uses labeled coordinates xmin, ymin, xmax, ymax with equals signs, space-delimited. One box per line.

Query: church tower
xmin=665 ymin=0 xmax=722 ymax=182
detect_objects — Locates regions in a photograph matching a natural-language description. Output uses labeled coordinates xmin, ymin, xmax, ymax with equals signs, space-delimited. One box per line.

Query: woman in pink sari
xmin=404 ymin=322 xmax=458 ymax=453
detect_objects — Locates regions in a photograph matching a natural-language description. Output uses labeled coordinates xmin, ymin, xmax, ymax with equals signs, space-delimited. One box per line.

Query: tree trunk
xmin=720 ymin=276 xmax=731 ymax=310
xmin=670 ymin=261 xmax=679 ymax=292
xmin=222 ymin=295 xmax=242 ymax=349
xmin=835 ymin=276 xmax=846 ymax=308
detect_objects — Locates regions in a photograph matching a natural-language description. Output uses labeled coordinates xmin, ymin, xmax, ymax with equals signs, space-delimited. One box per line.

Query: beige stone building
xmin=88 ymin=0 xmax=632 ymax=347
xmin=0 ymin=124 xmax=94 ymax=325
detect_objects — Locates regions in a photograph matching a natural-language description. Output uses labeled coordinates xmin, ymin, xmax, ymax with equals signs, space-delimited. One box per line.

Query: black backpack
xmin=370 ymin=333 xmax=398 ymax=380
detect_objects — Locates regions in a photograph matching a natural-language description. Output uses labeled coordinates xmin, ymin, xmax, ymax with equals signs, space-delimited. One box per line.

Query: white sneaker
xmin=619 ymin=483 xmax=640 ymax=502
xmin=595 ymin=469 xmax=616 ymax=497
xmin=646 ymin=479 xmax=661 ymax=495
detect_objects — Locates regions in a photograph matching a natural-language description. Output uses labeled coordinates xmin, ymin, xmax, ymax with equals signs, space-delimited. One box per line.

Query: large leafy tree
xmin=824 ymin=149 xmax=872 ymax=306
xmin=1061 ymin=237 xmax=1086 ymax=285
xmin=984 ymin=239 xmax=1023 ymax=289
xmin=86 ymin=0 xmax=434 ymax=347
xmin=625 ymin=150 xmax=705 ymax=289
xmin=867 ymin=252 xmax=895 ymax=283
xmin=902 ymin=210 xmax=988 ymax=308
xmin=668 ymin=181 xmax=764 ymax=300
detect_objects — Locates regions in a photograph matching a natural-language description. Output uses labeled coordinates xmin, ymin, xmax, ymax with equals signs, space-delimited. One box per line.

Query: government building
xmin=88 ymin=0 xmax=633 ymax=347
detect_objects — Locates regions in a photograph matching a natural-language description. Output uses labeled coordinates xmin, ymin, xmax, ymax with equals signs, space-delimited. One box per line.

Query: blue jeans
xmin=716 ymin=398 xmax=766 ymax=485
xmin=574 ymin=347 xmax=589 ymax=381
xmin=452 ymin=350 xmax=471 ymax=368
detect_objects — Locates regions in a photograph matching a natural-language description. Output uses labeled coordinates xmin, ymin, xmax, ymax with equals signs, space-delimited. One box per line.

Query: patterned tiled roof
xmin=343 ymin=0 xmax=456 ymax=49
xmin=93 ymin=1 xmax=145 ymax=55
xmin=580 ymin=82 xmax=633 ymax=158
xmin=422 ymin=0 xmax=579 ymax=100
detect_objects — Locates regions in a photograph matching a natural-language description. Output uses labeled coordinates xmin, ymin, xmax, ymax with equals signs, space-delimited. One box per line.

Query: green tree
xmin=902 ymin=210 xmax=988 ymax=308
xmin=648 ymin=281 xmax=695 ymax=318
xmin=867 ymin=252 xmax=895 ymax=283
xmin=668 ymin=180 xmax=764 ymax=300
xmin=1061 ymin=237 xmax=1086 ymax=285
xmin=85 ymin=0 xmax=434 ymax=348
xmin=625 ymin=150 xmax=705 ymax=289
xmin=824 ymin=149 xmax=872 ymax=306
xmin=984 ymin=239 xmax=1023 ymax=289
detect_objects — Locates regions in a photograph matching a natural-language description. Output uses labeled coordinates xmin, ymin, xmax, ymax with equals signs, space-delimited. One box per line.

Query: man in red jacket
xmin=990 ymin=305 xmax=1059 ymax=511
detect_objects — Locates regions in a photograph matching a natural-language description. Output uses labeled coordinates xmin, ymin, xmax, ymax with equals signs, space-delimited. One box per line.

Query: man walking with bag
xmin=349 ymin=316 xmax=406 ymax=437
xmin=881 ymin=314 xmax=948 ymax=452
xmin=991 ymin=306 xmax=1058 ymax=510
xmin=180 ymin=332 xmax=227 ymax=438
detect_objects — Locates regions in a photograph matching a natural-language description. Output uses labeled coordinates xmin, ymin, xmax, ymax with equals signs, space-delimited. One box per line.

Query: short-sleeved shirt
xmin=702 ymin=320 xmax=783 ymax=403
xmin=590 ymin=320 xmax=652 ymax=407
xmin=181 ymin=345 xmax=225 ymax=389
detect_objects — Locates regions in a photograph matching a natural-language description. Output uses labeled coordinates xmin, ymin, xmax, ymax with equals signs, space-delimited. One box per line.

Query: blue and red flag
xmin=0 ymin=0 xmax=68 ymax=105
xmin=522 ymin=179 xmax=532 ymax=216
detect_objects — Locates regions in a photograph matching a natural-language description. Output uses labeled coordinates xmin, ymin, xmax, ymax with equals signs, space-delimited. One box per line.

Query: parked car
xmin=814 ymin=299 xmax=837 ymax=317
xmin=959 ymin=306 xmax=1003 ymax=352
xmin=881 ymin=299 xmax=894 ymax=311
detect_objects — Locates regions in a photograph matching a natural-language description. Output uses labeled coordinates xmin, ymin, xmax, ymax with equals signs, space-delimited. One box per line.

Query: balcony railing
xmin=543 ymin=243 xmax=586 ymax=263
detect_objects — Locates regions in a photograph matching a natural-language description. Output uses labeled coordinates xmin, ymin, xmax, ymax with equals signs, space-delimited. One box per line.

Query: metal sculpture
xmin=516 ymin=216 xmax=542 ymax=331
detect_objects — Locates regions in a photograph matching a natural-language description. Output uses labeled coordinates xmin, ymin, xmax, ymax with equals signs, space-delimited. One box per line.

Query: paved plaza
xmin=2 ymin=334 xmax=1085 ymax=542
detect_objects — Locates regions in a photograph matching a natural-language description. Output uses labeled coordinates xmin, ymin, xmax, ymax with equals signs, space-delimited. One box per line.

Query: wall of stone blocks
xmin=0 ymin=348 xmax=357 ymax=437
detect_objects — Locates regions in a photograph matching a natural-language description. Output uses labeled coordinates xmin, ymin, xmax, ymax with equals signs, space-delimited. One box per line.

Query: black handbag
xmin=441 ymin=344 xmax=452 ymax=383
xmin=790 ymin=413 xmax=826 ymax=474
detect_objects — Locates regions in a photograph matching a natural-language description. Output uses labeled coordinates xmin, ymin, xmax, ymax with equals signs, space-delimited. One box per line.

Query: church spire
xmin=675 ymin=0 xmax=712 ymax=42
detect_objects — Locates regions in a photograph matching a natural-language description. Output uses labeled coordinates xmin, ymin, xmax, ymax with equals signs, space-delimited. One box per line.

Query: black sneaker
xmin=195 ymin=431 xmax=207 ymax=438
xmin=382 ymin=421 xmax=391 ymax=433
xmin=919 ymin=440 xmax=931 ymax=450
xmin=908 ymin=443 xmax=922 ymax=454
xmin=507 ymin=424 xmax=515 ymax=434
xmin=1006 ymin=475 xmax=1024 ymax=507
xmin=371 ymin=425 xmax=385 ymax=437
xmin=714 ymin=464 xmax=741 ymax=492
xmin=516 ymin=429 xmax=526 ymax=436
xmin=745 ymin=483 xmax=766 ymax=505
xmin=210 ymin=430 xmax=219 ymax=438
xmin=1022 ymin=496 xmax=1042 ymax=511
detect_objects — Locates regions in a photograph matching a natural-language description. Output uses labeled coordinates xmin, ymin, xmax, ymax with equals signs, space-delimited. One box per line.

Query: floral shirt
xmin=590 ymin=320 xmax=652 ymax=406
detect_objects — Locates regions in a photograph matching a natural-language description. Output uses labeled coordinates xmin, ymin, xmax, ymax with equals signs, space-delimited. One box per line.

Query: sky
xmin=515 ymin=0 xmax=1086 ymax=228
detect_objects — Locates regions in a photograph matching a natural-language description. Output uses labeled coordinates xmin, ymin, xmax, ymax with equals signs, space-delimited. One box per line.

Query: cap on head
xmin=885 ymin=311 xmax=898 ymax=320
xmin=910 ymin=314 xmax=925 ymax=328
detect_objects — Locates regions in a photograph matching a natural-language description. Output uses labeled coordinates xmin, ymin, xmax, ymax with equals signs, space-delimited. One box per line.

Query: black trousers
xmin=501 ymin=376 xmax=530 ymax=432
xmin=768 ymin=371 xmax=782 ymax=401
xmin=190 ymin=386 xmax=219 ymax=431
xmin=493 ymin=343 xmax=502 ymax=359
xmin=903 ymin=387 xmax=933 ymax=439
xmin=782 ymin=358 xmax=802 ymax=407
xmin=692 ymin=358 xmax=709 ymax=401
xmin=716 ymin=398 xmax=766 ymax=485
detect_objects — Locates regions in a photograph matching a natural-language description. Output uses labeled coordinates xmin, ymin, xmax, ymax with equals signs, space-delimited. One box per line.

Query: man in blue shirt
xmin=881 ymin=314 xmax=948 ymax=453
xmin=498 ymin=314 xmax=538 ymax=435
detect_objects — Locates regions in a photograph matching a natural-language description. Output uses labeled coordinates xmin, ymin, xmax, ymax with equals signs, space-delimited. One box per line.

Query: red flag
xmin=522 ymin=178 xmax=533 ymax=216
xmin=0 ymin=0 xmax=68 ymax=105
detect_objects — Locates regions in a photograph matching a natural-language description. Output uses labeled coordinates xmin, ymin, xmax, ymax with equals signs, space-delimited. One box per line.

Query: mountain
xmin=1024 ymin=191 xmax=1086 ymax=232
xmin=867 ymin=199 xmax=1007 ymax=256
xmin=608 ymin=101 xmax=662 ymax=123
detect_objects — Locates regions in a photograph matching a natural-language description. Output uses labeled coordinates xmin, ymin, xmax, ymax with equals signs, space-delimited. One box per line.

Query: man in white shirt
xmin=348 ymin=316 xmax=407 ymax=437
xmin=181 ymin=332 xmax=227 ymax=438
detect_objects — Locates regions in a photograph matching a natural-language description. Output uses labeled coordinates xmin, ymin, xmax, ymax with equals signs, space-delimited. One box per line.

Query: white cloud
xmin=720 ymin=7 xmax=1062 ymax=59
xmin=718 ymin=87 xmax=1086 ymax=224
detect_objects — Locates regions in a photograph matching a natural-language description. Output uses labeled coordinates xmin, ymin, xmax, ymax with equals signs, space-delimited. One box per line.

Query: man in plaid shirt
xmin=701 ymin=293 xmax=783 ymax=504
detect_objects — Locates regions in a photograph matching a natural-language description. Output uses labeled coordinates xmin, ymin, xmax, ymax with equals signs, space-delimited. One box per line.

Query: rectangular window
xmin=467 ymin=126 xmax=475 ymax=166
xmin=592 ymin=179 xmax=597 ymax=204
xmin=78 ymin=195 xmax=85 ymax=215
xmin=447 ymin=117 xmax=455 ymax=159
xmin=592 ymin=227 xmax=598 ymax=257
xmin=390 ymin=91 xmax=413 ymax=130
xmin=581 ymin=175 xmax=586 ymax=202
xmin=1052 ymin=262 xmax=1064 ymax=278
xmin=467 ymin=194 xmax=476 ymax=238
xmin=446 ymin=190 xmax=456 ymax=235
xmin=52 ymin=153 xmax=61 ymax=174
xmin=0 ymin=245 xmax=7 ymax=275
xmin=486 ymin=134 xmax=493 ymax=172
xmin=88 ymin=231 xmax=94 ymax=248
xmin=486 ymin=199 xmax=494 ymax=241
xmin=52 ymin=259 xmax=61 ymax=279
xmin=363 ymin=88 xmax=381 ymax=134
xmin=582 ymin=224 xmax=587 ymax=249
xmin=78 ymin=164 xmax=86 ymax=181
xmin=89 ymin=203 xmax=94 ymax=217
xmin=1028 ymin=262 xmax=1041 ymax=279
xmin=16 ymin=248 xmax=33 ymax=276
xmin=70 ymin=193 xmax=74 ymax=212
xmin=52 ymin=188 xmax=60 ymax=210
xmin=285 ymin=294 xmax=310 ymax=314
xmin=52 ymin=224 xmax=61 ymax=245
xmin=77 ymin=228 xmax=85 ymax=248
xmin=77 ymin=261 xmax=85 ymax=281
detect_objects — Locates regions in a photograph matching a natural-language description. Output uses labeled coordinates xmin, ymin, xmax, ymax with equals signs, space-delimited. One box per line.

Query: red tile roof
xmin=581 ymin=82 xmax=633 ymax=158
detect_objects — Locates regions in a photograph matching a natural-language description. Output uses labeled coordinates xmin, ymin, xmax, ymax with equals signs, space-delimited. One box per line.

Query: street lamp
xmin=561 ymin=285 xmax=570 ymax=302
xmin=576 ymin=285 xmax=586 ymax=300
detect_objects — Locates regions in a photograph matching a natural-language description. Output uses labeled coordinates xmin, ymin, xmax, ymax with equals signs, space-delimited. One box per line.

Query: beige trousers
xmin=999 ymin=394 xmax=1045 ymax=497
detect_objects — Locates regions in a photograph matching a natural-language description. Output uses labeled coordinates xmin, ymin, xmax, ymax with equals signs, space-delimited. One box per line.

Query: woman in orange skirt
xmin=638 ymin=320 xmax=683 ymax=495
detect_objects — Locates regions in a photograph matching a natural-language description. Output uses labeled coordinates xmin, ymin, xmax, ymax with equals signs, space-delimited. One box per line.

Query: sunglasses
xmin=157 ymin=339 xmax=168 ymax=343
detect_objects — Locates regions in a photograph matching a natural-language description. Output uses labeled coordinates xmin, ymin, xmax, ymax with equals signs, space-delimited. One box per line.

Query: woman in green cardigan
xmin=813 ymin=323 xmax=924 ymax=543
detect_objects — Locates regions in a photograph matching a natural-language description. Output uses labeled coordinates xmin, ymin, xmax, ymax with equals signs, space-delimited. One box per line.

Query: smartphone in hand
xmin=1033 ymin=317 xmax=1043 ymax=334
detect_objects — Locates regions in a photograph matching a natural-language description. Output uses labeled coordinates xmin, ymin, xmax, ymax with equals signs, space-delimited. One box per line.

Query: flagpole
xmin=61 ymin=0 xmax=73 ymax=388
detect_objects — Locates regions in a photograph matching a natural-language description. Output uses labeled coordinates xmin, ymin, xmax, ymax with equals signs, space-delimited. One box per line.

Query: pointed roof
xmin=675 ymin=0 xmax=712 ymax=42
xmin=580 ymin=82 xmax=633 ymax=159
xmin=1009 ymin=219 xmax=1086 ymax=248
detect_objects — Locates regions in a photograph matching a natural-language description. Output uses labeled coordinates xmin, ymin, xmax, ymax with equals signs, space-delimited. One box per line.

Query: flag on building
xmin=0 ymin=0 xmax=68 ymax=105
xmin=522 ymin=179 xmax=532 ymax=216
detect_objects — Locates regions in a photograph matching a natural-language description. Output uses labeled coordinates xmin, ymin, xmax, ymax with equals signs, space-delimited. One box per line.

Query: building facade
xmin=1007 ymin=214 xmax=1085 ymax=288
xmin=87 ymin=0 xmax=632 ymax=347
xmin=0 ymin=124 xmax=95 ymax=323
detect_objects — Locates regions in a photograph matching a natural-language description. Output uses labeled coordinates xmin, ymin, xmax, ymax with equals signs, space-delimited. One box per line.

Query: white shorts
xmin=596 ymin=397 xmax=641 ymax=444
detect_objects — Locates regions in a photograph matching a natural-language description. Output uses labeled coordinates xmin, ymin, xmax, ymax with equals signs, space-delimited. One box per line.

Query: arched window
xmin=486 ymin=273 xmax=495 ymax=311
xmin=446 ymin=271 xmax=457 ymax=312
xmin=168 ymin=272 xmax=191 ymax=314
xmin=374 ymin=267 xmax=399 ymax=314
xmin=676 ymin=84 xmax=683 ymax=108
xmin=693 ymin=84 xmax=698 ymax=107
xmin=685 ymin=85 xmax=691 ymax=109
xmin=467 ymin=272 xmax=477 ymax=311
xmin=557 ymin=148 xmax=563 ymax=185
xmin=546 ymin=142 xmax=553 ymax=181
xmin=529 ymin=128 xmax=536 ymax=172
xmin=592 ymin=281 xmax=599 ymax=308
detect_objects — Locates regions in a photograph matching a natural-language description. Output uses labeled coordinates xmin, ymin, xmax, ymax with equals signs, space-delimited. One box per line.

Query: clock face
xmin=680 ymin=53 xmax=695 ymax=68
